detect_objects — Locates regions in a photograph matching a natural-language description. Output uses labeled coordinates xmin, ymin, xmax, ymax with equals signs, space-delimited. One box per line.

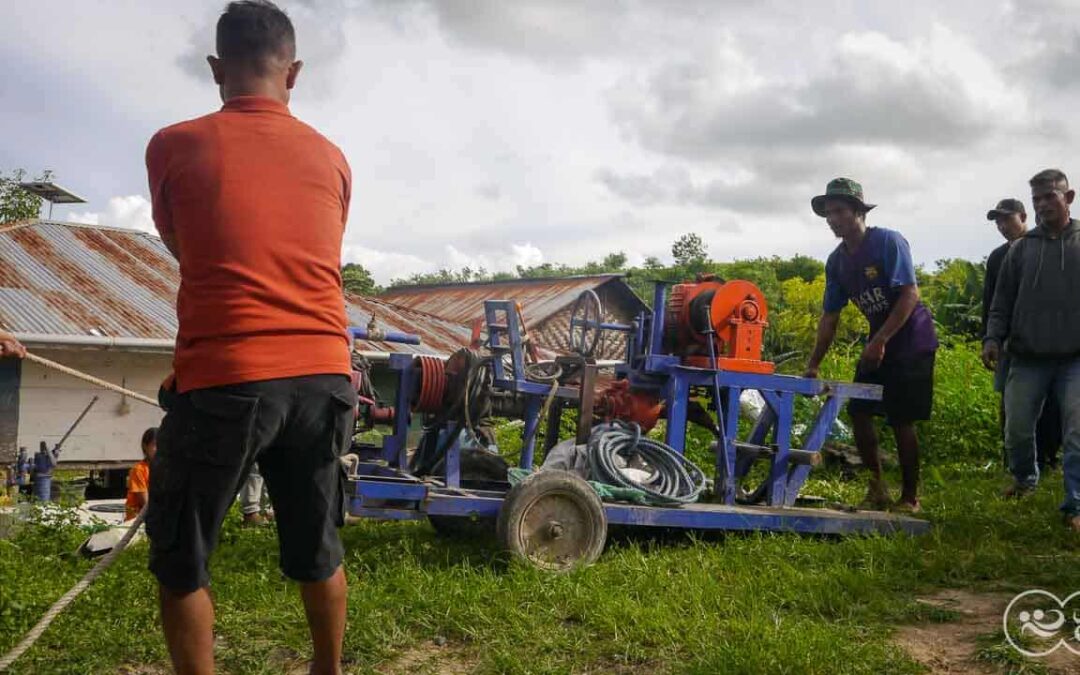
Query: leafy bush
xmin=767 ymin=275 xmax=864 ymax=365
xmin=0 ymin=507 xmax=89 ymax=636
xmin=921 ymin=258 xmax=985 ymax=339
xmin=919 ymin=340 xmax=998 ymax=463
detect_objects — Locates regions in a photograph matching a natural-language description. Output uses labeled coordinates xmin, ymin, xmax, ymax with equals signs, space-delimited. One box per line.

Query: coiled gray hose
xmin=587 ymin=422 xmax=706 ymax=504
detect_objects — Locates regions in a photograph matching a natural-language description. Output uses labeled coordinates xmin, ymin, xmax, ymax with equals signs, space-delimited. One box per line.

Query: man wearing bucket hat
xmin=983 ymin=199 xmax=1060 ymax=471
xmin=805 ymin=178 xmax=939 ymax=513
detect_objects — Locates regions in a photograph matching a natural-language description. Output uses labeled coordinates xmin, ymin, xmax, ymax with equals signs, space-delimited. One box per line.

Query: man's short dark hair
xmin=141 ymin=427 xmax=158 ymax=451
xmin=1029 ymin=168 xmax=1069 ymax=190
xmin=216 ymin=1 xmax=295 ymax=71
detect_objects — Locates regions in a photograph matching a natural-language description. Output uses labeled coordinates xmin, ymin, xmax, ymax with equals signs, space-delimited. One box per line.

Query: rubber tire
xmin=496 ymin=470 xmax=607 ymax=572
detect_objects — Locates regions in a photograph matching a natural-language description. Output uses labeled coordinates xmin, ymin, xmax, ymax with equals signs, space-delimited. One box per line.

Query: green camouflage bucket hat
xmin=811 ymin=177 xmax=877 ymax=217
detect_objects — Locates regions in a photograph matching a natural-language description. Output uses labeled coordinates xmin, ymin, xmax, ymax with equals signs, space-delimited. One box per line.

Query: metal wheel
xmin=568 ymin=290 xmax=602 ymax=357
xmin=496 ymin=470 xmax=606 ymax=572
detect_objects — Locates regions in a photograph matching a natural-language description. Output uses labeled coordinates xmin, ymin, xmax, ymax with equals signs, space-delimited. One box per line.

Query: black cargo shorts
xmin=848 ymin=352 xmax=936 ymax=425
xmin=146 ymin=374 xmax=357 ymax=593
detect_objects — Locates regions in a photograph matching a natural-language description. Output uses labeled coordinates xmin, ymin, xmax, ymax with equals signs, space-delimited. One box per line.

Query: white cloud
xmin=384 ymin=0 xmax=649 ymax=64
xmin=609 ymin=24 xmax=1034 ymax=163
xmin=6 ymin=0 xmax=1079 ymax=279
xmin=342 ymin=240 xmax=545 ymax=285
xmin=385 ymin=0 xmax=755 ymax=66
xmin=445 ymin=244 xmax=485 ymax=271
xmin=511 ymin=243 xmax=544 ymax=268
xmin=596 ymin=165 xmax=768 ymax=215
xmin=1004 ymin=0 xmax=1080 ymax=91
xmin=342 ymin=243 xmax=433 ymax=285
xmin=596 ymin=143 xmax=927 ymax=217
xmin=68 ymin=195 xmax=156 ymax=234
xmin=443 ymin=242 xmax=547 ymax=276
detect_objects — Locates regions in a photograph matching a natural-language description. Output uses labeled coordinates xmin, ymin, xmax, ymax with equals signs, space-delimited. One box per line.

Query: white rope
xmin=0 ymin=510 xmax=147 ymax=671
xmin=0 ymin=351 xmax=163 ymax=671
xmin=24 ymin=352 xmax=160 ymax=408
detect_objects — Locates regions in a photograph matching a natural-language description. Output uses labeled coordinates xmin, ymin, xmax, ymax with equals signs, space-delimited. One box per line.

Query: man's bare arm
xmin=860 ymin=284 xmax=919 ymax=370
xmin=805 ymin=311 xmax=841 ymax=378
xmin=131 ymin=490 xmax=148 ymax=511
xmin=0 ymin=330 xmax=26 ymax=359
xmin=871 ymin=285 xmax=919 ymax=345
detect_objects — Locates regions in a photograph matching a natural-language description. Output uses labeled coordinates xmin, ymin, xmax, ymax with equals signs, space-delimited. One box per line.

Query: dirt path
xmin=893 ymin=589 xmax=1076 ymax=674
xmin=373 ymin=639 xmax=478 ymax=675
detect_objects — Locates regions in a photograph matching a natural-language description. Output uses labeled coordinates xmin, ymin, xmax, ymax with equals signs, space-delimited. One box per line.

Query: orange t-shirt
xmin=146 ymin=96 xmax=352 ymax=392
xmin=125 ymin=460 xmax=150 ymax=521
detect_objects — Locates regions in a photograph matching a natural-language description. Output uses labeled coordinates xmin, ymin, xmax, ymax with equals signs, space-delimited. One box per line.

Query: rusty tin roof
xmin=0 ymin=220 xmax=472 ymax=356
xmin=378 ymin=275 xmax=647 ymax=328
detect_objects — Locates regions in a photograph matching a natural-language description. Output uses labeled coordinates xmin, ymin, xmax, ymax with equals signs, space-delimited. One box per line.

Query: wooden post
xmin=575 ymin=364 xmax=597 ymax=445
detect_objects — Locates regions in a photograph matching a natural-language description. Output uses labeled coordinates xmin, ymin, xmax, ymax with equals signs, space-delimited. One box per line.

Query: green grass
xmin=2 ymin=462 xmax=1079 ymax=674
xmin=973 ymin=632 xmax=1049 ymax=674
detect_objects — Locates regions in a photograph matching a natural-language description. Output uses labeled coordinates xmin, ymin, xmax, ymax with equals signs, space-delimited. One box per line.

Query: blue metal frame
xmin=344 ymin=282 xmax=930 ymax=540
xmin=613 ymin=282 xmax=882 ymax=507
xmin=348 ymin=479 xmax=927 ymax=536
xmin=483 ymin=300 xmax=584 ymax=470
xmin=350 ymin=326 xmax=421 ymax=345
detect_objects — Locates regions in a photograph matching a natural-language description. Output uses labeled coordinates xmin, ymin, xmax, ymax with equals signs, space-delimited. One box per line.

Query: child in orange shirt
xmin=125 ymin=428 xmax=157 ymax=521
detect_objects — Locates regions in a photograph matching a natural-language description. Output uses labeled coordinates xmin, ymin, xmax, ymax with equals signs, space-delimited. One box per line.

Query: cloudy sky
xmin=1 ymin=0 xmax=1075 ymax=283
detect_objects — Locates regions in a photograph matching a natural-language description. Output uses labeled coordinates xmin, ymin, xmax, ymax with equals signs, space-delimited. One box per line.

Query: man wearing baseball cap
xmin=984 ymin=168 xmax=1080 ymax=530
xmin=805 ymin=178 xmax=939 ymax=512
xmin=983 ymin=198 xmax=1060 ymax=471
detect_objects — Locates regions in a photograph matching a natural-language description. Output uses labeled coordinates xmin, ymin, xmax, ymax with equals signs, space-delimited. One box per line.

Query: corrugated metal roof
xmin=0 ymin=220 xmax=472 ymax=357
xmin=345 ymin=295 xmax=474 ymax=357
xmin=0 ymin=220 xmax=178 ymax=339
xmin=378 ymin=275 xmax=647 ymax=328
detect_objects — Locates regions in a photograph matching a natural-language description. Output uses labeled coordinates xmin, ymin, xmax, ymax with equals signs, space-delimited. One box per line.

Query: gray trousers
xmin=239 ymin=463 xmax=265 ymax=515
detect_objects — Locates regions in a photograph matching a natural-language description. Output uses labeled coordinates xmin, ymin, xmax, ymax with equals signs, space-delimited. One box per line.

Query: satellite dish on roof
xmin=17 ymin=181 xmax=87 ymax=220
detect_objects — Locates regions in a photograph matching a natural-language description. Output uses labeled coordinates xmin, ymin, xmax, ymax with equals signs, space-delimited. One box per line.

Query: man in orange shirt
xmin=144 ymin=3 xmax=355 ymax=673
xmin=125 ymin=428 xmax=157 ymax=521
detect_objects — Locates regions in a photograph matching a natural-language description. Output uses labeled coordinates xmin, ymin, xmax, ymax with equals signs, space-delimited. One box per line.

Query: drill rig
xmin=343 ymin=278 xmax=928 ymax=571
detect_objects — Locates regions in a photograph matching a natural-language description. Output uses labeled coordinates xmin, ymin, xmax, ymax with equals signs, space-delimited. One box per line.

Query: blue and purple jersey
xmin=823 ymin=227 xmax=938 ymax=362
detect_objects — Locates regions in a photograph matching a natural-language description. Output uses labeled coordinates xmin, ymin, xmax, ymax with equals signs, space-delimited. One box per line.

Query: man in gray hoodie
xmin=983 ymin=168 xmax=1080 ymax=530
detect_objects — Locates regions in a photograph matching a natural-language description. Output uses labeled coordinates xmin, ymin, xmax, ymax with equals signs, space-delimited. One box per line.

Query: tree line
xmin=343 ymin=232 xmax=985 ymax=367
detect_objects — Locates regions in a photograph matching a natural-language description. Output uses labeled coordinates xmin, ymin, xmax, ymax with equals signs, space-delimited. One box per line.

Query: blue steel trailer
xmin=343 ymin=281 xmax=929 ymax=570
